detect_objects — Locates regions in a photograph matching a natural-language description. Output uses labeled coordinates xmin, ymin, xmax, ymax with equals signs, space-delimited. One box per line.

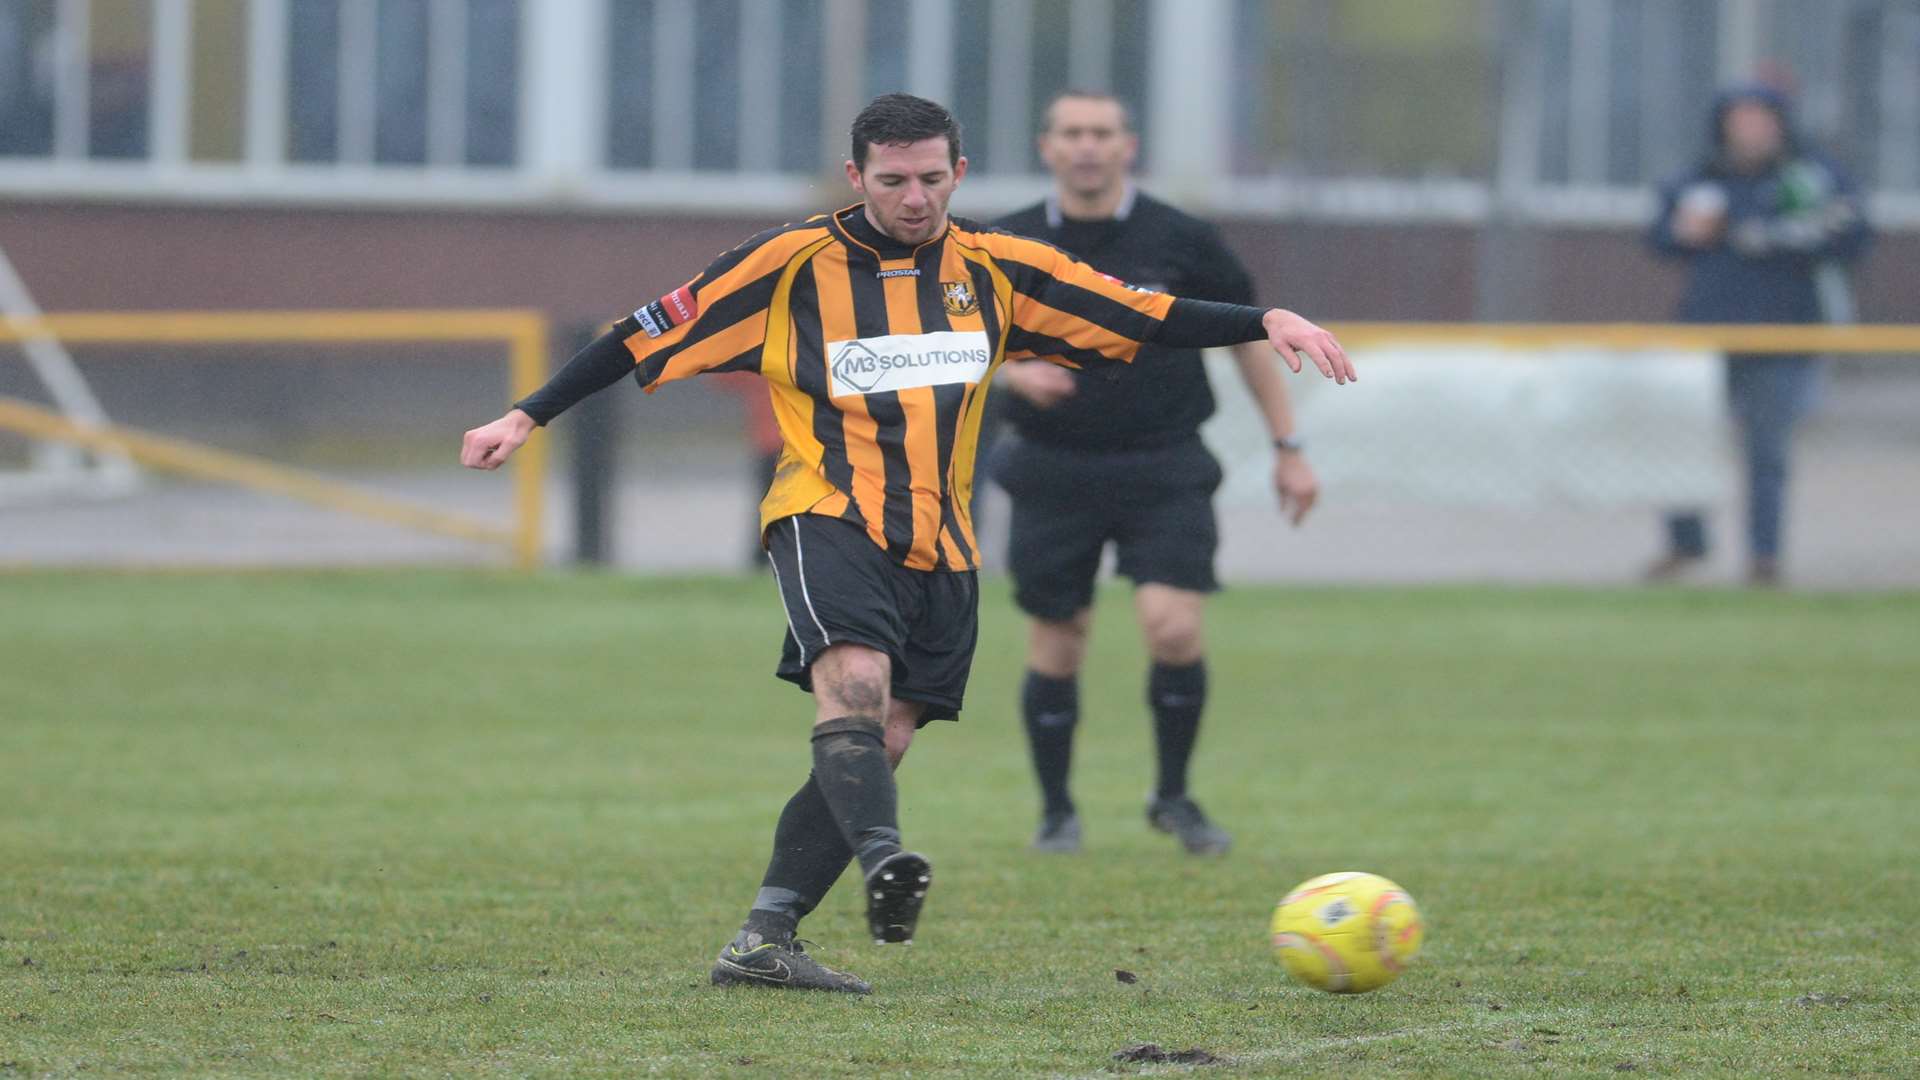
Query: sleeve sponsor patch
xmin=633 ymin=284 xmax=699 ymax=339
xmin=1094 ymin=270 xmax=1156 ymax=294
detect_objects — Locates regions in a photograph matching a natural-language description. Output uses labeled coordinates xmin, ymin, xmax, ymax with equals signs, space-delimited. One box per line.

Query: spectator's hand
xmin=1728 ymin=218 xmax=1773 ymax=255
xmin=461 ymin=409 xmax=536 ymax=470
xmin=1263 ymin=309 xmax=1355 ymax=384
xmin=1002 ymin=361 xmax=1078 ymax=408
xmin=1672 ymin=207 xmax=1725 ymax=248
xmin=1274 ymin=447 xmax=1319 ymax=526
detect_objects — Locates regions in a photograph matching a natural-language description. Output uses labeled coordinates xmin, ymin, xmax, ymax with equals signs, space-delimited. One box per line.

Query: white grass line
xmin=1052 ymin=1021 xmax=1478 ymax=1079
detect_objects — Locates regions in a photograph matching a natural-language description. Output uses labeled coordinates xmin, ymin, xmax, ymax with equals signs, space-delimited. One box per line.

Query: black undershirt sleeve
xmin=512 ymin=323 xmax=637 ymax=426
xmin=1150 ymin=298 xmax=1270 ymax=349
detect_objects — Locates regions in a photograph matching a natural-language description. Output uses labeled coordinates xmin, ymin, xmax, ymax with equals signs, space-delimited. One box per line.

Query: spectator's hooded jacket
xmin=1649 ymin=84 xmax=1872 ymax=326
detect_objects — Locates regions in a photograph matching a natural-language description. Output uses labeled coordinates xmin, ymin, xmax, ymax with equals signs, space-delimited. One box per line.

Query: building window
xmin=1237 ymin=0 xmax=1497 ymax=181
xmin=287 ymin=0 xmax=517 ymax=166
xmin=0 ymin=0 xmax=57 ymax=157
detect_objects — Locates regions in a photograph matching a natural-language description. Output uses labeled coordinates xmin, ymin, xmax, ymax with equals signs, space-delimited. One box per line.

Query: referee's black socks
xmin=1022 ymin=670 xmax=1080 ymax=818
xmin=1149 ymin=661 xmax=1208 ymax=800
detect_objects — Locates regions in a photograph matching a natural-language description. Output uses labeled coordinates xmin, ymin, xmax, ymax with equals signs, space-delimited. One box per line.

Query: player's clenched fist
xmin=1262 ymin=309 xmax=1356 ymax=385
xmin=461 ymin=408 xmax=536 ymax=470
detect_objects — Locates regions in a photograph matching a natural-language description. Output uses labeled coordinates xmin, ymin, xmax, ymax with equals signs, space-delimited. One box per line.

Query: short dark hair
xmin=1041 ymin=89 xmax=1136 ymax=133
xmin=850 ymin=93 xmax=963 ymax=171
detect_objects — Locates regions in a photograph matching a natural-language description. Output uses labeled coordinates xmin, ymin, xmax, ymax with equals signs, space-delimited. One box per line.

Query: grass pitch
xmin=2 ymin=573 xmax=1916 ymax=1077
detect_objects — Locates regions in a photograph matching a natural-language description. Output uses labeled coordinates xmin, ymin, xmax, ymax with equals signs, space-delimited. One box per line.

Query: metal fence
xmin=1 ymin=0 xmax=1917 ymax=224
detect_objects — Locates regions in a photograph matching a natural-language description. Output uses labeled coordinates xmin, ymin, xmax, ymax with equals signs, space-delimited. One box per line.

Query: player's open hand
xmin=461 ymin=409 xmax=536 ymax=470
xmin=1263 ymin=309 xmax=1355 ymax=384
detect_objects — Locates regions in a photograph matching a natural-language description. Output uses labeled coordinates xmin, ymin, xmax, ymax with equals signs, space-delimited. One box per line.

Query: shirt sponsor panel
xmin=826 ymin=330 xmax=992 ymax=398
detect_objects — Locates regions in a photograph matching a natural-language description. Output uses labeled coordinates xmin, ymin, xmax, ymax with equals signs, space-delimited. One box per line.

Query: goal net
xmin=0 ymin=310 xmax=548 ymax=569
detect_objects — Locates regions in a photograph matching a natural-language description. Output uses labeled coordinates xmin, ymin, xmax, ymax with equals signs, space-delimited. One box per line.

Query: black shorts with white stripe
xmin=765 ymin=513 xmax=979 ymax=725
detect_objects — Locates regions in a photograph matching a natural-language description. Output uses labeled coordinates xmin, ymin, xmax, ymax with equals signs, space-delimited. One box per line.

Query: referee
xmin=993 ymin=91 xmax=1320 ymax=856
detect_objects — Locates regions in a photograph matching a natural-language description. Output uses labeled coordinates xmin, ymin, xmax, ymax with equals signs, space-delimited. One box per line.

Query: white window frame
xmin=1 ymin=0 xmax=1916 ymax=232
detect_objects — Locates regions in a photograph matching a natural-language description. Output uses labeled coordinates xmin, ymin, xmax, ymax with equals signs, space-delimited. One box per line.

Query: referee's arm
xmin=1187 ymin=223 xmax=1321 ymax=521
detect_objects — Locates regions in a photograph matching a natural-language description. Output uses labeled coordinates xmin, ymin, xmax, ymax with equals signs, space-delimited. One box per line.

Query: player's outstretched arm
xmin=1147 ymin=300 xmax=1355 ymax=384
xmin=461 ymin=408 xmax=536 ymax=471
xmin=458 ymin=327 xmax=634 ymax=471
xmin=983 ymin=231 xmax=1354 ymax=383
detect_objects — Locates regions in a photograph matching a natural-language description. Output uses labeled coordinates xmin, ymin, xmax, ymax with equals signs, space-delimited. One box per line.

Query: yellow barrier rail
xmin=0 ymin=309 xmax=549 ymax=569
xmin=0 ymin=397 xmax=518 ymax=548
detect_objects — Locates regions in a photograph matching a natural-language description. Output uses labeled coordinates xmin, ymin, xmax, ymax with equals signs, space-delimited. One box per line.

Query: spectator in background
xmin=1647 ymin=83 xmax=1871 ymax=587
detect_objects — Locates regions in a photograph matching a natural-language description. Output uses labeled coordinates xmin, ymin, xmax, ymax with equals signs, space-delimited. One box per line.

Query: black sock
xmin=1149 ymin=661 xmax=1207 ymax=800
xmin=1021 ymin=670 xmax=1080 ymax=817
xmin=743 ymin=773 xmax=853 ymax=944
xmin=810 ymin=716 xmax=902 ymax=877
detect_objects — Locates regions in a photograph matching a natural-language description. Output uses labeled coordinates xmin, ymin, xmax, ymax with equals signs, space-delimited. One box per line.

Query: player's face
xmin=1038 ymin=98 xmax=1137 ymax=200
xmin=847 ymin=138 xmax=968 ymax=246
xmin=1722 ymin=102 xmax=1785 ymax=170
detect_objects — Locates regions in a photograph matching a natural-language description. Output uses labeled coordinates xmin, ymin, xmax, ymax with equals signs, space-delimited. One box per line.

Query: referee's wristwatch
xmin=1273 ymin=436 xmax=1306 ymax=455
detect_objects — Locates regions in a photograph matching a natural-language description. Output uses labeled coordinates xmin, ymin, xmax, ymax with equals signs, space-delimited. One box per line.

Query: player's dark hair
xmin=850 ymin=93 xmax=963 ymax=171
xmin=1041 ymin=89 xmax=1137 ymax=133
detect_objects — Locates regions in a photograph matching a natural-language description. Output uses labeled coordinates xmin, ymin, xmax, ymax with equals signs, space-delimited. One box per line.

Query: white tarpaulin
xmin=1202 ymin=345 xmax=1735 ymax=509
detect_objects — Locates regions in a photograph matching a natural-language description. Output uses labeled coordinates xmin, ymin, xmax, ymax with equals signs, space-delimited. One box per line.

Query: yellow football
xmin=1270 ymin=871 xmax=1425 ymax=993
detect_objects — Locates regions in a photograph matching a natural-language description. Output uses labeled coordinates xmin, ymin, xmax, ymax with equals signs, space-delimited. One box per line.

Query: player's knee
xmin=812 ymin=645 xmax=890 ymax=721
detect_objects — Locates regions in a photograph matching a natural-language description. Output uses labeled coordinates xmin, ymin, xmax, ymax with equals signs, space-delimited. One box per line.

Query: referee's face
xmin=848 ymin=137 xmax=968 ymax=246
xmin=1038 ymin=97 xmax=1137 ymax=202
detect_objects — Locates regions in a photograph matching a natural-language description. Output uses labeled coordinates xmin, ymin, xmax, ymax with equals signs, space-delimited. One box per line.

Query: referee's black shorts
xmin=765 ymin=514 xmax=979 ymax=725
xmin=992 ymin=434 xmax=1223 ymax=621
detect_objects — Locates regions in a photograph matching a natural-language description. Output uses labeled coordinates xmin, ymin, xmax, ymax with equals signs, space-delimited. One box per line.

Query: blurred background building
xmin=1 ymin=0 xmax=1916 ymax=584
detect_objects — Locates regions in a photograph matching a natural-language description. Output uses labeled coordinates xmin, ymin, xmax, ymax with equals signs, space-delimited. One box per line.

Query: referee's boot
xmin=1147 ymin=795 xmax=1232 ymax=856
xmin=1031 ymin=809 xmax=1083 ymax=854
xmin=711 ymin=930 xmax=872 ymax=994
xmin=864 ymin=850 xmax=933 ymax=944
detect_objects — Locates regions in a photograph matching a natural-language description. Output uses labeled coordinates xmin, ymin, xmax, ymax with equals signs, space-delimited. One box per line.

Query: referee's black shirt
xmin=994 ymin=188 xmax=1256 ymax=451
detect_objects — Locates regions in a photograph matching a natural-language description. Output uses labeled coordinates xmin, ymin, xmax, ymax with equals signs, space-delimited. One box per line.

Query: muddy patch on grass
xmin=1113 ymin=1044 xmax=1222 ymax=1065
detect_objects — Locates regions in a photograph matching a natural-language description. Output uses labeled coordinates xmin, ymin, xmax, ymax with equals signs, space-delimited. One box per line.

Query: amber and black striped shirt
xmin=517 ymin=203 xmax=1270 ymax=572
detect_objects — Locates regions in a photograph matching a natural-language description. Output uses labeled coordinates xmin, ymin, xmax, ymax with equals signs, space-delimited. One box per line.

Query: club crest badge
xmin=941 ymin=280 xmax=979 ymax=317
